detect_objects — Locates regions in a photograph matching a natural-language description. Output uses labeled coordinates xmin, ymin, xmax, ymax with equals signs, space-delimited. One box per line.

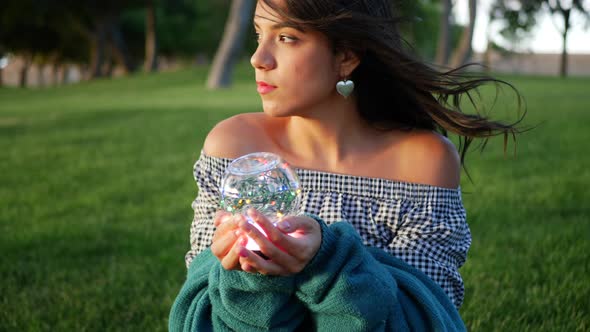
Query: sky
xmin=454 ymin=0 xmax=590 ymax=54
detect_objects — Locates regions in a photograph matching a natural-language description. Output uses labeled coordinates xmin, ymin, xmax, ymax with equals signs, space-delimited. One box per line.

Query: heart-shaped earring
xmin=336 ymin=79 xmax=355 ymax=98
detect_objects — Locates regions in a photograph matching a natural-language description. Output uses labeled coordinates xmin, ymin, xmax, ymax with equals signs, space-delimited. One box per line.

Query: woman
xmin=171 ymin=0 xmax=523 ymax=330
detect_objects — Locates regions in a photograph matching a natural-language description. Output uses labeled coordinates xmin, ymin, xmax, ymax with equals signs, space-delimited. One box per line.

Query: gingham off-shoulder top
xmin=185 ymin=151 xmax=471 ymax=308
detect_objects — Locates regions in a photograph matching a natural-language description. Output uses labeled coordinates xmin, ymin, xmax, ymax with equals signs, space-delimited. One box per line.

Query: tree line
xmin=0 ymin=0 xmax=233 ymax=86
xmin=1 ymin=0 xmax=588 ymax=88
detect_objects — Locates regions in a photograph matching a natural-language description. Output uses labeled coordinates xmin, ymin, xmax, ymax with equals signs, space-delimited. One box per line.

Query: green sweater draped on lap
xmin=169 ymin=218 xmax=466 ymax=331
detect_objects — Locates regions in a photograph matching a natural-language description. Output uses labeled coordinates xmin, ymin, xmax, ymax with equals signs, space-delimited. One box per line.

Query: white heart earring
xmin=336 ymin=78 xmax=355 ymax=98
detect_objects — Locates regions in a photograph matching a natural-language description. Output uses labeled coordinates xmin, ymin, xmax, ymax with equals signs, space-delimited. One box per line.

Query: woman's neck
xmin=281 ymin=101 xmax=387 ymax=170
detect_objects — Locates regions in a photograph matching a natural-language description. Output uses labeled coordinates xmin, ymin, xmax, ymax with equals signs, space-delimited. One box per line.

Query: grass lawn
xmin=1 ymin=64 xmax=588 ymax=331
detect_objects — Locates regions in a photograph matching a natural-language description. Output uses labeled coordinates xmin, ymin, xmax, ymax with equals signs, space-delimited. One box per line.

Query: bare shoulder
xmin=202 ymin=113 xmax=270 ymax=159
xmin=392 ymin=130 xmax=461 ymax=189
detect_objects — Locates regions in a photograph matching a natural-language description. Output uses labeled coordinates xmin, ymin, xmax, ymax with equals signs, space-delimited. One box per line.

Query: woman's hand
xmin=210 ymin=210 xmax=249 ymax=271
xmin=236 ymin=209 xmax=322 ymax=276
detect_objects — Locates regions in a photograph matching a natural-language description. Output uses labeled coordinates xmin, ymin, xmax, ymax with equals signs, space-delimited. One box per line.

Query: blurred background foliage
xmin=0 ymin=0 xmax=471 ymax=85
xmin=1 ymin=0 xmax=235 ymax=80
xmin=3 ymin=0 xmax=585 ymax=87
xmin=1 ymin=0 xmax=588 ymax=87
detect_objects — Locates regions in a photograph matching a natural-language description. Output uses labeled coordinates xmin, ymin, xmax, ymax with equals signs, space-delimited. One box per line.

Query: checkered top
xmin=185 ymin=151 xmax=471 ymax=308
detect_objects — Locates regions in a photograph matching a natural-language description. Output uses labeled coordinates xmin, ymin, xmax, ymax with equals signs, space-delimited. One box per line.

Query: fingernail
xmin=239 ymin=247 xmax=249 ymax=258
xmin=244 ymin=214 xmax=255 ymax=225
xmin=277 ymin=220 xmax=291 ymax=232
xmin=234 ymin=230 xmax=241 ymax=237
xmin=241 ymin=222 xmax=252 ymax=233
xmin=239 ymin=236 xmax=248 ymax=246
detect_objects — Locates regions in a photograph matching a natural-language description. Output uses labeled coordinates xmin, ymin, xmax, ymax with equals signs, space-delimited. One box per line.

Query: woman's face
xmin=251 ymin=1 xmax=342 ymax=117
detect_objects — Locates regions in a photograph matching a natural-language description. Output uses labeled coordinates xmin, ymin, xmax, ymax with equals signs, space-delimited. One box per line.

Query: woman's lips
xmin=256 ymin=81 xmax=277 ymax=94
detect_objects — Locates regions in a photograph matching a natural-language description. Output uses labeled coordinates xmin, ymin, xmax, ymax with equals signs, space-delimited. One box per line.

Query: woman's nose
xmin=250 ymin=43 xmax=276 ymax=70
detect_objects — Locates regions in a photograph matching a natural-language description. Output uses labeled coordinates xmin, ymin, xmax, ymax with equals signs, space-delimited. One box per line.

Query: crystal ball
xmin=220 ymin=152 xmax=302 ymax=250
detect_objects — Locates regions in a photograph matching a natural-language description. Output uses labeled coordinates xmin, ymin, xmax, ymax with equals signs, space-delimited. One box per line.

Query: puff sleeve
xmin=386 ymin=188 xmax=470 ymax=308
xmin=184 ymin=153 xmax=230 ymax=268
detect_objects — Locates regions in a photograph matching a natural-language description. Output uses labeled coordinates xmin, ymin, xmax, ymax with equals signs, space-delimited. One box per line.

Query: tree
xmin=1 ymin=0 xmax=240 ymax=86
xmin=449 ymin=0 xmax=477 ymax=67
xmin=60 ymin=0 xmax=145 ymax=78
xmin=545 ymin=0 xmax=590 ymax=76
xmin=144 ymin=0 xmax=158 ymax=72
xmin=207 ymin=0 xmax=255 ymax=89
xmin=435 ymin=0 xmax=453 ymax=65
xmin=489 ymin=0 xmax=589 ymax=77
xmin=0 ymin=50 xmax=5 ymax=87
xmin=434 ymin=0 xmax=478 ymax=67
xmin=436 ymin=0 xmax=454 ymax=65
xmin=0 ymin=0 xmax=72 ymax=87
xmin=109 ymin=15 xmax=137 ymax=74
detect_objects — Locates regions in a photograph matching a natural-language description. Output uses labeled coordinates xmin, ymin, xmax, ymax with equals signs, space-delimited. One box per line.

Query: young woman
xmin=170 ymin=0 xmax=523 ymax=330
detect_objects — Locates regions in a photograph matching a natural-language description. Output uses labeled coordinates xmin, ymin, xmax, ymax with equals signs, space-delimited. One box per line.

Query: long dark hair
xmin=260 ymin=0 xmax=526 ymax=167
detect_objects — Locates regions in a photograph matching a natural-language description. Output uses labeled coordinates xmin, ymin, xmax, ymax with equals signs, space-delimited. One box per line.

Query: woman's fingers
xmin=246 ymin=209 xmax=295 ymax=250
xmin=213 ymin=210 xmax=232 ymax=227
xmin=219 ymin=235 xmax=248 ymax=270
xmin=250 ymin=211 xmax=321 ymax=262
xmin=236 ymin=247 xmax=286 ymax=276
xmin=211 ymin=214 xmax=242 ymax=260
xmin=211 ymin=213 xmax=249 ymax=271
xmin=239 ymin=212 xmax=300 ymax=273
xmin=213 ymin=209 xmax=322 ymax=275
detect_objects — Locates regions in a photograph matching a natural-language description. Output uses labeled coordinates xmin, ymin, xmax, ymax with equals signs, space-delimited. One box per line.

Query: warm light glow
xmin=245 ymin=220 xmax=267 ymax=251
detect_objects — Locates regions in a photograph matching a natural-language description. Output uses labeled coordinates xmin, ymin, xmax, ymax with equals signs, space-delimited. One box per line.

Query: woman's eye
xmin=279 ymin=35 xmax=297 ymax=43
xmin=254 ymin=32 xmax=297 ymax=44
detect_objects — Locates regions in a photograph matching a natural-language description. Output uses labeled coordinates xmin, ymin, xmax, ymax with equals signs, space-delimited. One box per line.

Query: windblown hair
xmin=260 ymin=0 xmax=526 ymax=167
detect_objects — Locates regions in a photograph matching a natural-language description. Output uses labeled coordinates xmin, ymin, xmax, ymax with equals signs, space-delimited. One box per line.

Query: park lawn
xmin=1 ymin=65 xmax=588 ymax=331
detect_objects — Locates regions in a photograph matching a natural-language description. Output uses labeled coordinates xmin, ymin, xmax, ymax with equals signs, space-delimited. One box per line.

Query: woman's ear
xmin=337 ymin=50 xmax=360 ymax=78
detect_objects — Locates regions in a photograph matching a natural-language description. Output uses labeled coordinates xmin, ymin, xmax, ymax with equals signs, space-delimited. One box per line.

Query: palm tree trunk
xmin=19 ymin=55 xmax=32 ymax=88
xmin=450 ymin=0 xmax=477 ymax=68
xmin=37 ymin=63 xmax=46 ymax=87
xmin=52 ymin=63 xmax=61 ymax=86
xmin=559 ymin=8 xmax=571 ymax=78
xmin=145 ymin=0 xmax=158 ymax=72
xmin=109 ymin=16 xmax=137 ymax=74
xmin=89 ymin=20 xmax=108 ymax=79
xmin=207 ymin=0 xmax=256 ymax=89
xmin=435 ymin=0 xmax=453 ymax=66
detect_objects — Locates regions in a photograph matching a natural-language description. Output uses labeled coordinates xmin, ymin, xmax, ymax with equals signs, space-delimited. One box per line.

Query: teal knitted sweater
xmin=169 ymin=219 xmax=466 ymax=331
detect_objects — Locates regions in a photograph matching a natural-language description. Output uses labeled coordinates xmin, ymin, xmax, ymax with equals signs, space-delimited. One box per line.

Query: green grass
xmin=1 ymin=65 xmax=589 ymax=331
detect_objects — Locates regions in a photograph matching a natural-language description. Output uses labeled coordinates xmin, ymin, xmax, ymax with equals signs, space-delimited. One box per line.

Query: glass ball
xmin=220 ymin=152 xmax=302 ymax=250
